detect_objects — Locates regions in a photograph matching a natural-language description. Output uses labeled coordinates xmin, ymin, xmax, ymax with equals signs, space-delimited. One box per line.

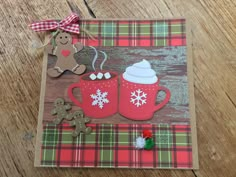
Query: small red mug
xmin=119 ymin=75 xmax=171 ymax=120
xmin=68 ymin=71 xmax=118 ymax=118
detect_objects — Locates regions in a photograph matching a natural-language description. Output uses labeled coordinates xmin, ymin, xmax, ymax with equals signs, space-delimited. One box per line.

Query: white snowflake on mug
xmin=130 ymin=89 xmax=147 ymax=107
xmin=90 ymin=89 xmax=109 ymax=109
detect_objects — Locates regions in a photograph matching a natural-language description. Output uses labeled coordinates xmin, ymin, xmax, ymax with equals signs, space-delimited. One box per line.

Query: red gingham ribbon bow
xmin=29 ymin=13 xmax=80 ymax=34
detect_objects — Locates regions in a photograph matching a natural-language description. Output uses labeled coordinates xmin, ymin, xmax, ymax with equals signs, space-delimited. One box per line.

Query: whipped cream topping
xmin=123 ymin=59 xmax=158 ymax=84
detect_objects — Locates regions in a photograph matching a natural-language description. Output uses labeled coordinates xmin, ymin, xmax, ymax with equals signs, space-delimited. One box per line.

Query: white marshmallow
xmin=104 ymin=72 xmax=111 ymax=79
xmin=96 ymin=72 xmax=103 ymax=79
xmin=89 ymin=73 xmax=97 ymax=80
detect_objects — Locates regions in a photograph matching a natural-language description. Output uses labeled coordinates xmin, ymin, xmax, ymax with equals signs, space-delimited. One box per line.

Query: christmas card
xmin=32 ymin=14 xmax=198 ymax=169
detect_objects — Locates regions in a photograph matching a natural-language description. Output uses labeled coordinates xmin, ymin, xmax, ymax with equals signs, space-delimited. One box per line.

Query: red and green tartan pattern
xmin=41 ymin=124 xmax=192 ymax=168
xmin=78 ymin=19 xmax=186 ymax=47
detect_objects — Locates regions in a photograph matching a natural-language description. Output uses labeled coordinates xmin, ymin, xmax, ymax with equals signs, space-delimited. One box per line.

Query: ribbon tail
xmin=31 ymin=30 xmax=60 ymax=49
xmin=60 ymin=26 xmax=80 ymax=34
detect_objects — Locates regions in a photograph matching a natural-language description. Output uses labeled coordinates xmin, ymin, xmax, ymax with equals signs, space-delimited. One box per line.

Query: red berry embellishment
xmin=142 ymin=130 xmax=152 ymax=139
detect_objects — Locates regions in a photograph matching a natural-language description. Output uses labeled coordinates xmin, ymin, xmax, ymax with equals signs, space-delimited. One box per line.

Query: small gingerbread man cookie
xmin=46 ymin=31 xmax=86 ymax=77
xmin=51 ymin=98 xmax=73 ymax=124
xmin=69 ymin=111 xmax=92 ymax=137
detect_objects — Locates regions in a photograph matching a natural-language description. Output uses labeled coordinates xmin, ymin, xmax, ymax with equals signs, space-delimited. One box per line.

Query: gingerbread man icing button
xmin=46 ymin=31 xmax=86 ymax=77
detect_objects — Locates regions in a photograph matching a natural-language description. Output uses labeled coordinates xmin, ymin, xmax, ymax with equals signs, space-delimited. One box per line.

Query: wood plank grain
xmin=44 ymin=47 xmax=190 ymax=124
xmin=42 ymin=103 xmax=190 ymax=124
xmin=0 ymin=0 xmax=235 ymax=176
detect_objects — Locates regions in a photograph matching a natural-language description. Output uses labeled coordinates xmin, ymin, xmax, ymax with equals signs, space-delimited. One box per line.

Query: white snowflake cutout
xmin=130 ymin=89 xmax=147 ymax=107
xmin=90 ymin=89 xmax=109 ymax=109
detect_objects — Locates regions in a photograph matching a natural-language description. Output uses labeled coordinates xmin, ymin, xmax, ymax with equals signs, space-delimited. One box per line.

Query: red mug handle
xmin=154 ymin=86 xmax=171 ymax=111
xmin=68 ymin=83 xmax=83 ymax=109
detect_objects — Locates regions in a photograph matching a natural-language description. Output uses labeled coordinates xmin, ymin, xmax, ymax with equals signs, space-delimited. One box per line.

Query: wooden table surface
xmin=0 ymin=0 xmax=235 ymax=177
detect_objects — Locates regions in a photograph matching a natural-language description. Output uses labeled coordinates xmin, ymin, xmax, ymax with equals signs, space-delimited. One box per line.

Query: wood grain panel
xmin=44 ymin=47 xmax=190 ymax=124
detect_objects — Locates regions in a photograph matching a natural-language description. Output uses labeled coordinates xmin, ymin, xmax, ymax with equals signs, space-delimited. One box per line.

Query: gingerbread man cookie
xmin=69 ymin=111 xmax=92 ymax=137
xmin=51 ymin=98 xmax=73 ymax=124
xmin=46 ymin=31 xmax=86 ymax=77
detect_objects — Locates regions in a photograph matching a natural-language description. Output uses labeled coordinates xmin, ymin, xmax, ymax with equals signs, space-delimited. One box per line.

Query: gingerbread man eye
xmin=60 ymin=36 xmax=62 ymax=39
xmin=65 ymin=36 xmax=68 ymax=39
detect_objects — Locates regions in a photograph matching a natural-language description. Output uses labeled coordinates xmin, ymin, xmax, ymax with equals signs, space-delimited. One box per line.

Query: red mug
xmin=68 ymin=71 xmax=118 ymax=118
xmin=119 ymin=75 xmax=171 ymax=120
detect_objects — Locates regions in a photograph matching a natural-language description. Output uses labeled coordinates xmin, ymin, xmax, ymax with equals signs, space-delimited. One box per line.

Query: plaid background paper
xmin=41 ymin=124 xmax=192 ymax=168
xmin=78 ymin=19 xmax=186 ymax=47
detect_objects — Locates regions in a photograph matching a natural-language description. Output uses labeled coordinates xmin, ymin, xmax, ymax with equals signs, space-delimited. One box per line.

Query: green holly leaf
xmin=144 ymin=138 xmax=155 ymax=150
